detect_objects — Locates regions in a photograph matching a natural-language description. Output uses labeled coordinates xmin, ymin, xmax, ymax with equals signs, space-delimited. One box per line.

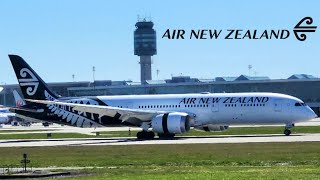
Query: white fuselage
xmin=0 ymin=108 xmax=15 ymax=124
xmin=92 ymin=92 xmax=316 ymax=126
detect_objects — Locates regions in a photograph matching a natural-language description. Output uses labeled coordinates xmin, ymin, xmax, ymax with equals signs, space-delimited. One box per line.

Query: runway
xmin=1 ymin=118 xmax=319 ymax=135
xmin=1 ymin=133 xmax=320 ymax=147
xmin=0 ymin=119 xmax=320 ymax=147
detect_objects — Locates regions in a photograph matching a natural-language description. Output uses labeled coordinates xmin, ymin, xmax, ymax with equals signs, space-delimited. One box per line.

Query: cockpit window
xmin=295 ymin=102 xmax=306 ymax=106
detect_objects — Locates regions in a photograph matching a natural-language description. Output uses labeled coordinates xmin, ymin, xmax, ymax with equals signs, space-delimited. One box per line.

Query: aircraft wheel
xmin=158 ymin=133 xmax=175 ymax=139
xmin=137 ymin=131 xmax=155 ymax=139
xmin=284 ymin=129 xmax=291 ymax=136
xmin=147 ymin=131 xmax=155 ymax=139
xmin=137 ymin=131 xmax=144 ymax=139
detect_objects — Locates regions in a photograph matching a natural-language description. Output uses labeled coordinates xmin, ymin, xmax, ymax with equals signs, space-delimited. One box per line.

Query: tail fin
xmin=13 ymin=90 xmax=26 ymax=107
xmin=8 ymin=55 xmax=59 ymax=101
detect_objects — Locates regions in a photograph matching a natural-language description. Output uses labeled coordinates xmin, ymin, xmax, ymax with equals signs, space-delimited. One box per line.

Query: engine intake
xmin=151 ymin=112 xmax=191 ymax=134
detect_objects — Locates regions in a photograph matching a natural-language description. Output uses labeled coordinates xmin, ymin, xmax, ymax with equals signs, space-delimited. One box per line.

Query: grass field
xmin=68 ymin=166 xmax=320 ymax=179
xmin=1 ymin=142 xmax=320 ymax=179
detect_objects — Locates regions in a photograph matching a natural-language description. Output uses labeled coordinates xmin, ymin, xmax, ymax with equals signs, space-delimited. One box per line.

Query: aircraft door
xmin=274 ymin=100 xmax=282 ymax=112
xmin=211 ymin=103 xmax=219 ymax=112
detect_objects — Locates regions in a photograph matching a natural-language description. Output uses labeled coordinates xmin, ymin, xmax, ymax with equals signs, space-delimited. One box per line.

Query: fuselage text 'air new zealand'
xmin=8 ymin=55 xmax=317 ymax=139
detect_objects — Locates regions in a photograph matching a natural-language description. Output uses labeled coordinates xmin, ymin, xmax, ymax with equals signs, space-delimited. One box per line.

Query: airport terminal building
xmin=1 ymin=74 xmax=320 ymax=115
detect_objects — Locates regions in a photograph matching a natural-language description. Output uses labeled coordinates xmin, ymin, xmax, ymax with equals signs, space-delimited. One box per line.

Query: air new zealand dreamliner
xmin=9 ymin=55 xmax=317 ymax=139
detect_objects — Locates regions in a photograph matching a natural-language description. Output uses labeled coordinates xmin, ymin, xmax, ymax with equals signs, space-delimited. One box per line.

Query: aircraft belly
xmin=205 ymin=109 xmax=288 ymax=125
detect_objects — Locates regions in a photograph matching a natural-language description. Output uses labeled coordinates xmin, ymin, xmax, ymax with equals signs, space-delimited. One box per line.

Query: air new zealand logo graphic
xmin=293 ymin=17 xmax=317 ymax=41
xmin=18 ymin=68 xmax=39 ymax=96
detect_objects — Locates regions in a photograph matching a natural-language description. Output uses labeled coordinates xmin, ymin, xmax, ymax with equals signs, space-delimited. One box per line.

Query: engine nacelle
xmin=151 ymin=112 xmax=192 ymax=134
xmin=0 ymin=114 xmax=9 ymax=124
xmin=195 ymin=125 xmax=229 ymax=132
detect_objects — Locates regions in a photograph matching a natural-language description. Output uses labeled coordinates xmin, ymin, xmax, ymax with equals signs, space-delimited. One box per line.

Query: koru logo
xmin=293 ymin=17 xmax=317 ymax=41
xmin=18 ymin=68 xmax=39 ymax=96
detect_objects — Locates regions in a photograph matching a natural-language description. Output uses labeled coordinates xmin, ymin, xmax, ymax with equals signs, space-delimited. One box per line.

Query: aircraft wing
xmin=26 ymin=99 xmax=169 ymax=122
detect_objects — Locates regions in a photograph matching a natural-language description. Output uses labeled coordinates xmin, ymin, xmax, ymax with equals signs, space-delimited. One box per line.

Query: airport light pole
xmin=92 ymin=66 xmax=96 ymax=91
xmin=0 ymin=82 xmax=5 ymax=106
xmin=0 ymin=87 xmax=3 ymax=105
xmin=248 ymin=65 xmax=252 ymax=76
xmin=156 ymin=69 xmax=160 ymax=80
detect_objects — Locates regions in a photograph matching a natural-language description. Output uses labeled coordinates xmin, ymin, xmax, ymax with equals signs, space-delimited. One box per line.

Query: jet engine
xmin=151 ymin=112 xmax=192 ymax=134
xmin=0 ymin=114 xmax=9 ymax=124
xmin=195 ymin=124 xmax=229 ymax=132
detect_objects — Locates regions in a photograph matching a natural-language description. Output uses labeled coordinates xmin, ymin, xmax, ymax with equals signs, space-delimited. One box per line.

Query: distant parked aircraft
xmin=0 ymin=107 xmax=15 ymax=124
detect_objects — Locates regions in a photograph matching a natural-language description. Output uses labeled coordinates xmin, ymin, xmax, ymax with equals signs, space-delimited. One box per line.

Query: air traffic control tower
xmin=134 ymin=19 xmax=157 ymax=84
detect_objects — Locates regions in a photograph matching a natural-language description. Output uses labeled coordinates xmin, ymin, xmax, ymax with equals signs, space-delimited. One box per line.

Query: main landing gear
xmin=136 ymin=131 xmax=176 ymax=139
xmin=137 ymin=131 xmax=155 ymax=139
xmin=158 ymin=133 xmax=175 ymax=139
xmin=284 ymin=123 xmax=294 ymax=136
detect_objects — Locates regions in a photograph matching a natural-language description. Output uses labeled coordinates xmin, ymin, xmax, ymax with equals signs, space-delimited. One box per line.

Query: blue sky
xmin=0 ymin=0 xmax=319 ymax=84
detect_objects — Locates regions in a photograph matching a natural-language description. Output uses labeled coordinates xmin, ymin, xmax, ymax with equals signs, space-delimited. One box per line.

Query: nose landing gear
xmin=284 ymin=129 xmax=291 ymax=136
xmin=284 ymin=123 xmax=294 ymax=136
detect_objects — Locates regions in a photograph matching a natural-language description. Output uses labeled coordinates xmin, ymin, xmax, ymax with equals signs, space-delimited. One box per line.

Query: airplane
xmin=8 ymin=55 xmax=317 ymax=139
xmin=13 ymin=90 xmax=26 ymax=107
xmin=0 ymin=107 xmax=15 ymax=125
xmin=0 ymin=90 xmax=26 ymax=126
